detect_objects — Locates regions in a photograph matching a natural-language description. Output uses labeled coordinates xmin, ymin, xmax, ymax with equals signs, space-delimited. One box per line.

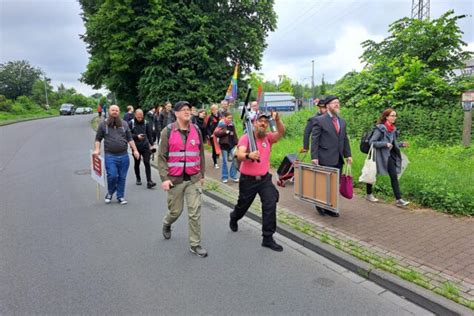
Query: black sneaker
xmin=325 ymin=210 xmax=340 ymax=217
xmin=162 ymin=224 xmax=171 ymax=239
xmin=229 ymin=216 xmax=238 ymax=232
xmin=117 ymin=197 xmax=128 ymax=205
xmin=315 ymin=206 xmax=326 ymax=216
xmin=136 ymin=180 xmax=142 ymax=185
xmin=104 ymin=193 xmax=113 ymax=204
xmin=262 ymin=238 xmax=284 ymax=252
xmin=147 ymin=181 xmax=156 ymax=189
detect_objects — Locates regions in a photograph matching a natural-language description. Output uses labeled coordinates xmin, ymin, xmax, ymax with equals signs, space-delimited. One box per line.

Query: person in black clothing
xmin=146 ymin=104 xmax=161 ymax=144
xmin=195 ymin=109 xmax=207 ymax=140
xmin=191 ymin=105 xmax=198 ymax=124
xmin=129 ymin=109 xmax=156 ymax=189
xmin=206 ymin=104 xmax=221 ymax=168
xmin=301 ymin=98 xmax=327 ymax=153
xmin=158 ymin=101 xmax=176 ymax=135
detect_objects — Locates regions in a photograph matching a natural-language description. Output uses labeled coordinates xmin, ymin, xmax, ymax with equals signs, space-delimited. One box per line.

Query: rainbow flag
xmin=225 ymin=63 xmax=239 ymax=101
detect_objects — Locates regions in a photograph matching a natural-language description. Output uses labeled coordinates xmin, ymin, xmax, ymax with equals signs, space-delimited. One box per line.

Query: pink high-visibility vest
xmin=167 ymin=123 xmax=201 ymax=176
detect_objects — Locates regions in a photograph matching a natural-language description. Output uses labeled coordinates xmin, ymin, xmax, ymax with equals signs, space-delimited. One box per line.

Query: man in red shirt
xmin=229 ymin=112 xmax=285 ymax=252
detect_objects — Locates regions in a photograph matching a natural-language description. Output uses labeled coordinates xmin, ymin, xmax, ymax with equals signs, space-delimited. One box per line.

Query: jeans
xmin=105 ymin=153 xmax=130 ymax=199
xmin=221 ymin=148 xmax=237 ymax=180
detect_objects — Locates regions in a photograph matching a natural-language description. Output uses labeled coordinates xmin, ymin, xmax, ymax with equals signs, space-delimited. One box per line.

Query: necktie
xmin=332 ymin=116 xmax=340 ymax=134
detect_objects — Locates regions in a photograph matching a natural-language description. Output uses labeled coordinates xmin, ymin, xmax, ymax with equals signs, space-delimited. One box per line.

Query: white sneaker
xmin=222 ymin=179 xmax=228 ymax=183
xmin=231 ymin=178 xmax=239 ymax=183
xmin=214 ymin=164 xmax=219 ymax=169
xmin=104 ymin=193 xmax=112 ymax=204
xmin=365 ymin=194 xmax=379 ymax=202
xmin=396 ymin=199 xmax=410 ymax=207
xmin=117 ymin=198 xmax=128 ymax=205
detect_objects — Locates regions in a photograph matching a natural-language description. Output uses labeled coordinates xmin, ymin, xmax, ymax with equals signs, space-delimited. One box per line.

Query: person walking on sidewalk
xmin=206 ymin=104 xmax=221 ymax=168
xmin=157 ymin=101 xmax=176 ymax=135
xmin=311 ymin=95 xmax=352 ymax=217
xmin=157 ymin=101 xmax=207 ymax=258
xmin=129 ymin=109 xmax=156 ymax=189
xmin=93 ymin=105 xmax=140 ymax=205
xmin=123 ymin=105 xmax=134 ymax=123
xmin=365 ymin=108 xmax=410 ymax=207
xmin=229 ymin=112 xmax=286 ymax=252
xmin=301 ymin=98 xmax=327 ymax=153
xmin=213 ymin=111 xmax=239 ymax=183
xmin=97 ymin=104 xmax=102 ymax=118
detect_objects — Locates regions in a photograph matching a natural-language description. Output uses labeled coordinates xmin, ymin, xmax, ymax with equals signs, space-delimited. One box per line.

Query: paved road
xmin=0 ymin=115 xmax=432 ymax=315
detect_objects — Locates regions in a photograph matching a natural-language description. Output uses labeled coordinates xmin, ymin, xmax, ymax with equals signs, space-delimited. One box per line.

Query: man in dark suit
xmin=310 ymin=95 xmax=352 ymax=217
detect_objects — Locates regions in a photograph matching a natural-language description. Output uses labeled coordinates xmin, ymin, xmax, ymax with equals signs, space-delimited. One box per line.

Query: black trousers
xmin=133 ymin=148 xmax=152 ymax=182
xmin=366 ymin=156 xmax=401 ymax=200
xmin=230 ymin=173 xmax=279 ymax=238
xmin=210 ymin=136 xmax=219 ymax=165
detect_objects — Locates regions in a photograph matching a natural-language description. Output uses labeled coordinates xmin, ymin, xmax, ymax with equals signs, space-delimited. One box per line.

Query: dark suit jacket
xmin=310 ymin=113 xmax=351 ymax=167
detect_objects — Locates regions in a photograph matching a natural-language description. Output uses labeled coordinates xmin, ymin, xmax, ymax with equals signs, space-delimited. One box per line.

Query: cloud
xmin=1 ymin=0 xmax=472 ymax=96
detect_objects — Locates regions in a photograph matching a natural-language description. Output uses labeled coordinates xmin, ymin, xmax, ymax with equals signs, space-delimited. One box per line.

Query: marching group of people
xmin=93 ymin=94 xmax=409 ymax=257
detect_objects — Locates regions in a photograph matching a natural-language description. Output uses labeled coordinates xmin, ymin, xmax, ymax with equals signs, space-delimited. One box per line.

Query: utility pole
xmin=411 ymin=0 xmax=430 ymax=20
xmin=311 ymin=60 xmax=315 ymax=99
xmin=43 ymin=76 xmax=49 ymax=109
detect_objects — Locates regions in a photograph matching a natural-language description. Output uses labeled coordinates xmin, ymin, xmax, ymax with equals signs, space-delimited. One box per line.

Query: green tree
xmin=79 ymin=0 xmax=277 ymax=107
xmin=0 ymin=60 xmax=42 ymax=99
xmin=332 ymin=11 xmax=473 ymax=111
xmin=278 ymin=74 xmax=293 ymax=93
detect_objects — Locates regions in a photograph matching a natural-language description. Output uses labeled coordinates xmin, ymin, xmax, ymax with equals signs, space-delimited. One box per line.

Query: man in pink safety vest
xmin=157 ymin=101 xmax=207 ymax=258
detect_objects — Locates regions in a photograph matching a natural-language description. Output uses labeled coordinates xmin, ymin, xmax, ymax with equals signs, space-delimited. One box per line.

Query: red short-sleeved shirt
xmin=238 ymin=132 xmax=278 ymax=176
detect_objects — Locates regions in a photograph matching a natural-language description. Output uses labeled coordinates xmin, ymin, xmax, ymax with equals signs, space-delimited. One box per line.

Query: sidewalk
xmin=151 ymin=150 xmax=474 ymax=308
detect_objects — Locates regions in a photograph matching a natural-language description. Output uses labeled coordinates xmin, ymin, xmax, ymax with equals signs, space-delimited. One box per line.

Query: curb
xmin=204 ymin=189 xmax=473 ymax=316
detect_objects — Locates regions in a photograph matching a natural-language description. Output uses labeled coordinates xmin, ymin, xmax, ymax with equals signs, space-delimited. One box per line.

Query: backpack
xmin=360 ymin=126 xmax=384 ymax=154
xmin=360 ymin=127 xmax=375 ymax=154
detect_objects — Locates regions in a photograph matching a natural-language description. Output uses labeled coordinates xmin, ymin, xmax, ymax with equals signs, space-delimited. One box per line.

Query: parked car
xmin=74 ymin=107 xmax=86 ymax=115
xmin=60 ymin=104 xmax=75 ymax=115
xmin=84 ymin=107 xmax=93 ymax=114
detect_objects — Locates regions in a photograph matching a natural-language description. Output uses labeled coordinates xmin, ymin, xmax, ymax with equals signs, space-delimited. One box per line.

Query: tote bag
xmin=359 ymin=145 xmax=377 ymax=184
xmin=340 ymin=164 xmax=353 ymax=199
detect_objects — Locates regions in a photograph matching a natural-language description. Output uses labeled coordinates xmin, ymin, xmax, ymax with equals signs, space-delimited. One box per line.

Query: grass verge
xmin=0 ymin=109 xmax=59 ymax=126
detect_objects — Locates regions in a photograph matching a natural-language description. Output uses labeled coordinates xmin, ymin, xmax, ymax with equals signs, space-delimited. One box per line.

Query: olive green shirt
xmin=157 ymin=122 xmax=205 ymax=185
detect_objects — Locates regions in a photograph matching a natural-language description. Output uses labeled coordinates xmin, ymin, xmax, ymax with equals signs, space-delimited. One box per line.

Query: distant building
xmin=259 ymin=92 xmax=296 ymax=112
xmin=454 ymin=58 xmax=474 ymax=77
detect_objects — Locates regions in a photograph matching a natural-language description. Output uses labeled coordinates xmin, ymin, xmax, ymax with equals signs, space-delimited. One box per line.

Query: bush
xmin=264 ymin=111 xmax=474 ymax=216
xmin=0 ymin=95 xmax=13 ymax=112
xmin=15 ymin=96 xmax=39 ymax=111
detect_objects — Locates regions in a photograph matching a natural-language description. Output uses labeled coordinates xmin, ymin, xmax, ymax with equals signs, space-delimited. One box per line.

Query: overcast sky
xmin=1 ymin=0 xmax=472 ymax=96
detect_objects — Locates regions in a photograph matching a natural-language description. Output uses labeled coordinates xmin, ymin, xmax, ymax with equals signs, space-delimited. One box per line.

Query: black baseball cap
xmin=174 ymin=101 xmax=190 ymax=112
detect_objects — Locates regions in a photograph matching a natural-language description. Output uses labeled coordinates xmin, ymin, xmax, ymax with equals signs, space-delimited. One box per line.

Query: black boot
xmin=136 ymin=179 xmax=142 ymax=185
xmin=147 ymin=181 xmax=156 ymax=189
xmin=262 ymin=236 xmax=283 ymax=252
xmin=229 ymin=215 xmax=238 ymax=232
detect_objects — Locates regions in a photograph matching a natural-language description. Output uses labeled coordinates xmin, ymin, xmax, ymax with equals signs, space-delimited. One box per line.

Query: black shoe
xmin=162 ymin=224 xmax=171 ymax=239
xmin=136 ymin=180 xmax=142 ymax=185
xmin=147 ymin=181 xmax=156 ymax=189
xmin=229 ymin=216 xmax=238 ymax=232
xmin=325 ymin=210 xmax=340 ymax=217
xmin=315 ymin=206 xmax=326 ymax=216
xmin=262 ymin=238 xmax=284 ymax=252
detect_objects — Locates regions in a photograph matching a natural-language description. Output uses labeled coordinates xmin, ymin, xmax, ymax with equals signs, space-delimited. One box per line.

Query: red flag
xmin=256 ymin=85 xmax=263 ymax=103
